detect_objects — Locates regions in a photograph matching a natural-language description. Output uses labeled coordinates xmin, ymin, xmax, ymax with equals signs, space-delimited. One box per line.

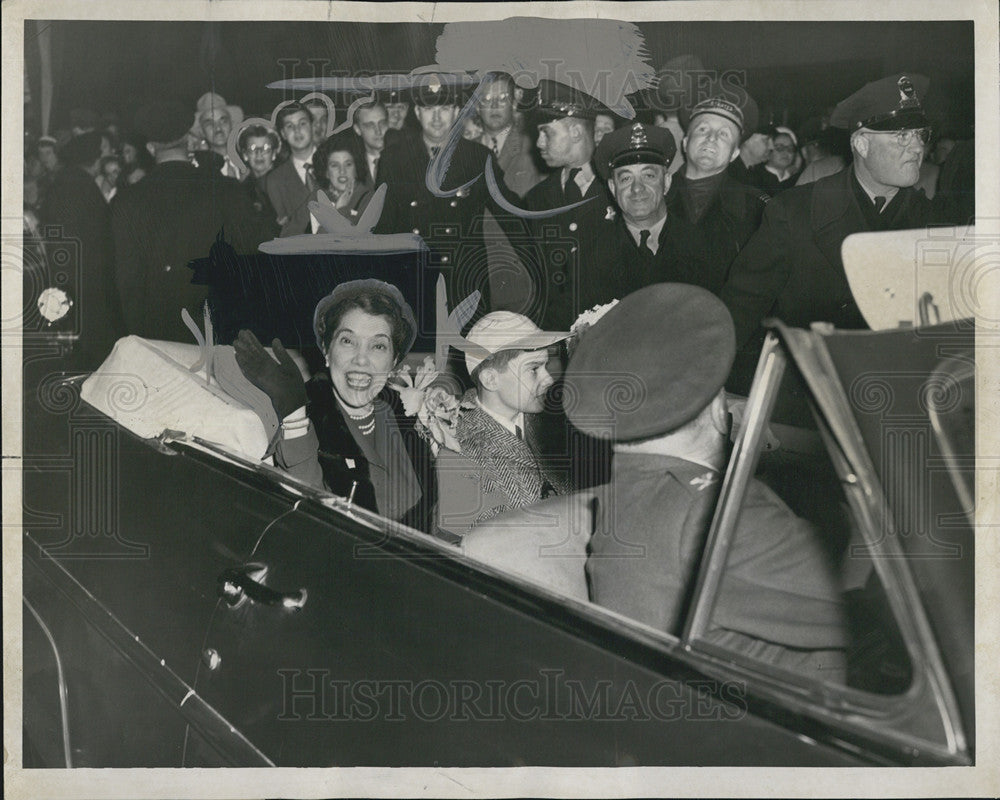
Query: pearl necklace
xmin=343 ymin=404 xmax=375 ymax=436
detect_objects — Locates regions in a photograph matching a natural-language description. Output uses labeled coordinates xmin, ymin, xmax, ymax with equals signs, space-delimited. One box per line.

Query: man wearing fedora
xmin=463 ymin=284 xmax=848 ymax=680
xmin=720 ymin=73 xmax=941 ymax=395
xmin=190 ymin=92 xmax=244 ymax=179
xmin=435 ymin=311 xmax=572 ymax=538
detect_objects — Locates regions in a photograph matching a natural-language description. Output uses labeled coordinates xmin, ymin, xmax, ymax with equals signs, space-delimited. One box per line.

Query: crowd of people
xmin=23 ymin=64 xmax=976 ymax=687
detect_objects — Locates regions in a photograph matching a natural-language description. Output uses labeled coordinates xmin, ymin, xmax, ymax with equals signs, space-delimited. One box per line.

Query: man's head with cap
xmin=595 ymin=122 xmax=677 ymax=228
xmin=564 ymin=283 xmax=735 ymax=457
xmin=832 ymin=73 xmax=931 ymax=192
xmin=531 ymin=79 xmax=603 ymax=168
xmin=381 ymin=87 xmax=410 ymax=131
xmin=681 ymin=91 xmax=759 ymax=180
xmin=465 ymin=311 xmax=569 ymax=420
xmin=411 ymin=73 xmax=468 ymax=148
xmin=135 ymin=100 xmax=193 ymax=156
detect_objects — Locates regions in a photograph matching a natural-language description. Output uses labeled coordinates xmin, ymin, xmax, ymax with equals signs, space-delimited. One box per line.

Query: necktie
xmin=873 ymin=195 xmax=887 ymax=214
xmin=639 ymin=229 xmax=652 ymax=254
xmin=491 ymin=136 xmax=500 ymax=158
xmin=304 ymin=162 xmax=316 ymax=192
xmin=371 ymin=156 xmax=379 ymax=183
xmin=515 ymin=424 xmax=524 ymax=441
xmin=430 ymin=146 xmax=440 ymax=159
xmin=564 ymin=167 xmax=583 ymax=203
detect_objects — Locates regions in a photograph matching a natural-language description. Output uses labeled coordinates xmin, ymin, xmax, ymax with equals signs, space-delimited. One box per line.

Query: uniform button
xmin=571 ymin=246 xmax=577 ymax=253
xmin=441 ymin=256 xmax=449 ymax=263
xmin=410 ymin=200 xmax=418 ymax=207
xmin=445 ymin=227 xmax=453 ymax=234
xmin=449 ymin=200 xmax=457 ymax=207
xmin=164 ymin=264 xmax=172 ymax=272
xmin=569 ymin=222 xmax=578 ymax=232
xmin=412 ymin=228 xmax=420 ymax=235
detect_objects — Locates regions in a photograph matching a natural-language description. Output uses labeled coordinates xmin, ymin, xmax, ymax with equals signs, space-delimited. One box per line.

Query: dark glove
xmin=233 ymin=329 xmax=307 ymax=420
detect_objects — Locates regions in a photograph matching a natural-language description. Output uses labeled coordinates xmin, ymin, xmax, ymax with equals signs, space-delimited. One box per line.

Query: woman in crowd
xmin=119 ymin=130 xmax=153 ymax=186
xmin=750 ymin=126 xmax=803 ymax=195
xmin=95 ymin=154 xmax=122 ymax=202
xmin=311 ymin=129 xmax=373 ymax=221
xmin=237 ymin=122 xmax=281 ymax=236
xmin=233 ymin=280 xmax=426 ymax=525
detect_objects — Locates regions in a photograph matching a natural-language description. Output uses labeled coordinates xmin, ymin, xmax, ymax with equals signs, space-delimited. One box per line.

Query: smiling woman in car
xmin=233 ymin=279 xmax=424 ymax=524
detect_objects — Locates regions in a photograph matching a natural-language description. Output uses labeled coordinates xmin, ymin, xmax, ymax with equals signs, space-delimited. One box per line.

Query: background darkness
xmin=24 ymin=19 xmax=974 ymax=137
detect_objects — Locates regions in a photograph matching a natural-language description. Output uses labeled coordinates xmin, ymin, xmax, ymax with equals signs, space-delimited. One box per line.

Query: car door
xmin=187 ymin=444 xmax=871 ymax=767
xmin=22 ymin=361 xmax=289 ymax=766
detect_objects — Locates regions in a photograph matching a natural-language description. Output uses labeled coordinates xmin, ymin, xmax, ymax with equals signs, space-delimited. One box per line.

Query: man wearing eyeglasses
xmin=474 ymin=73 xmax=541 ymax=198
xmin=720 ymin=73 xmax=942 ymax=396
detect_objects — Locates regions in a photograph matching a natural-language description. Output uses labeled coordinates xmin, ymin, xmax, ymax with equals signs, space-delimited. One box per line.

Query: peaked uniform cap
xmin=594 ymin=122 xmax=677 ymax=180
xmin=829 ymin=73 xmax=930 ymax=131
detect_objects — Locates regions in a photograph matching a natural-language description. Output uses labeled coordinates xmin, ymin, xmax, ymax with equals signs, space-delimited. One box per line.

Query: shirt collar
xmin=562 ymin=163 xmax=595 ymax=192
xmin=484 ymin=126 xmax=512 ymax=151
xmin=625 ymin=212 xmax=668 ymax=251
xmin=764 ymin=163 xmax=796 ymax=182
xmin=852 ymin=165 xmax=899 ymax=206
xmin=476 ymin=398 xmax=524 ymax=438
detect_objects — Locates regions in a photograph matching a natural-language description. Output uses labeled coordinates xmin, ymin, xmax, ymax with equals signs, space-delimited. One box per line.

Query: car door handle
xmin=217 ymin=564 xmax=307 ymax=610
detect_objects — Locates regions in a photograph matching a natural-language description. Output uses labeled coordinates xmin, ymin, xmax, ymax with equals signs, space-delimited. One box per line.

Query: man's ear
xmin=146 ymin=142 xmax=157 ymax=158
xmin=852 ymin=132 xmax=869 ymax=159
xmin=607 ymin=178 xmax=617 ymax=201
xmin=353 ymin=123 xmax=362 ymax=136
xmin=729 ymin=145 xmax=741 ymax=164
xmin=479 ymin=366 xmax=500 ymax=392
xmin=662 ymin=172 xmax=673 ymax=195
xmin=710 ymin=389 xmax=729 ymax=436
xmin=681 ymin=135 xmax=689 ymax=156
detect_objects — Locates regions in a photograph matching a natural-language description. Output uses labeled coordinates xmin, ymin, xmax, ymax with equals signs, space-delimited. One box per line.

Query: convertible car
xmin=21 ymin=277 xmax=975 ymax=767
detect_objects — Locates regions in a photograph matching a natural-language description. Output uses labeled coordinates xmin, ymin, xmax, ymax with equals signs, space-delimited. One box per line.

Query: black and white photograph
xmin=4 ymin=1 xmax=998 ymax=797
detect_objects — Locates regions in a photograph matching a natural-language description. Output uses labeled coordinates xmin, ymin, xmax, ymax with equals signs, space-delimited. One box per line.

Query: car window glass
xmin=696 ymin=368 xmax=912 ymax=694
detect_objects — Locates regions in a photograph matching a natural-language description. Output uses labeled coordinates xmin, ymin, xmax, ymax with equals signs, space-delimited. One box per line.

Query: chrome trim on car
xmin=23 ymin=596 xmax=73 ymax=768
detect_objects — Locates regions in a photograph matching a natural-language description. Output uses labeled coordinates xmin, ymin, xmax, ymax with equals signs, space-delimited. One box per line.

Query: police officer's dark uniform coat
xmin=111 ymin=160 xmax=269 ymax=342
xmin=720 ymin=166 xmax=934 ymax=392
xmin=375 ymin=129 xmax=506 ymax=307
xmin=522 ymin=172 xmax=616 ymax=329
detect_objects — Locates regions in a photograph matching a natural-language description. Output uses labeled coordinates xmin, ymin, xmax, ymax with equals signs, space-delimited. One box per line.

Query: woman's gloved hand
xmin=233 ymin=329 xmax=307 ymax=420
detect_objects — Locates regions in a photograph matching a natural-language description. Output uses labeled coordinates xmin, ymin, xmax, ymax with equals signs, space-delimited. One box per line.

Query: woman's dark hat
xmin=313 ymin=279 xmax=418 ymax=356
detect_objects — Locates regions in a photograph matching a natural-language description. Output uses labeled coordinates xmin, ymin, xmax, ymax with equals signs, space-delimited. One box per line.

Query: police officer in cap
xmin=464 ymin=283 xmax=848 ymax=681
xmin=522 ymin=79 xmax=617 ymax=329
xmin=720 ymin=73 xmax=943 ymax=396
xmin=665 ymin=91 xmax=770 ymax=300
xmin=595 ymin=120 xmax=736 ymax=298
xmin=376 ymin=72 xmax=514 ymax=313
